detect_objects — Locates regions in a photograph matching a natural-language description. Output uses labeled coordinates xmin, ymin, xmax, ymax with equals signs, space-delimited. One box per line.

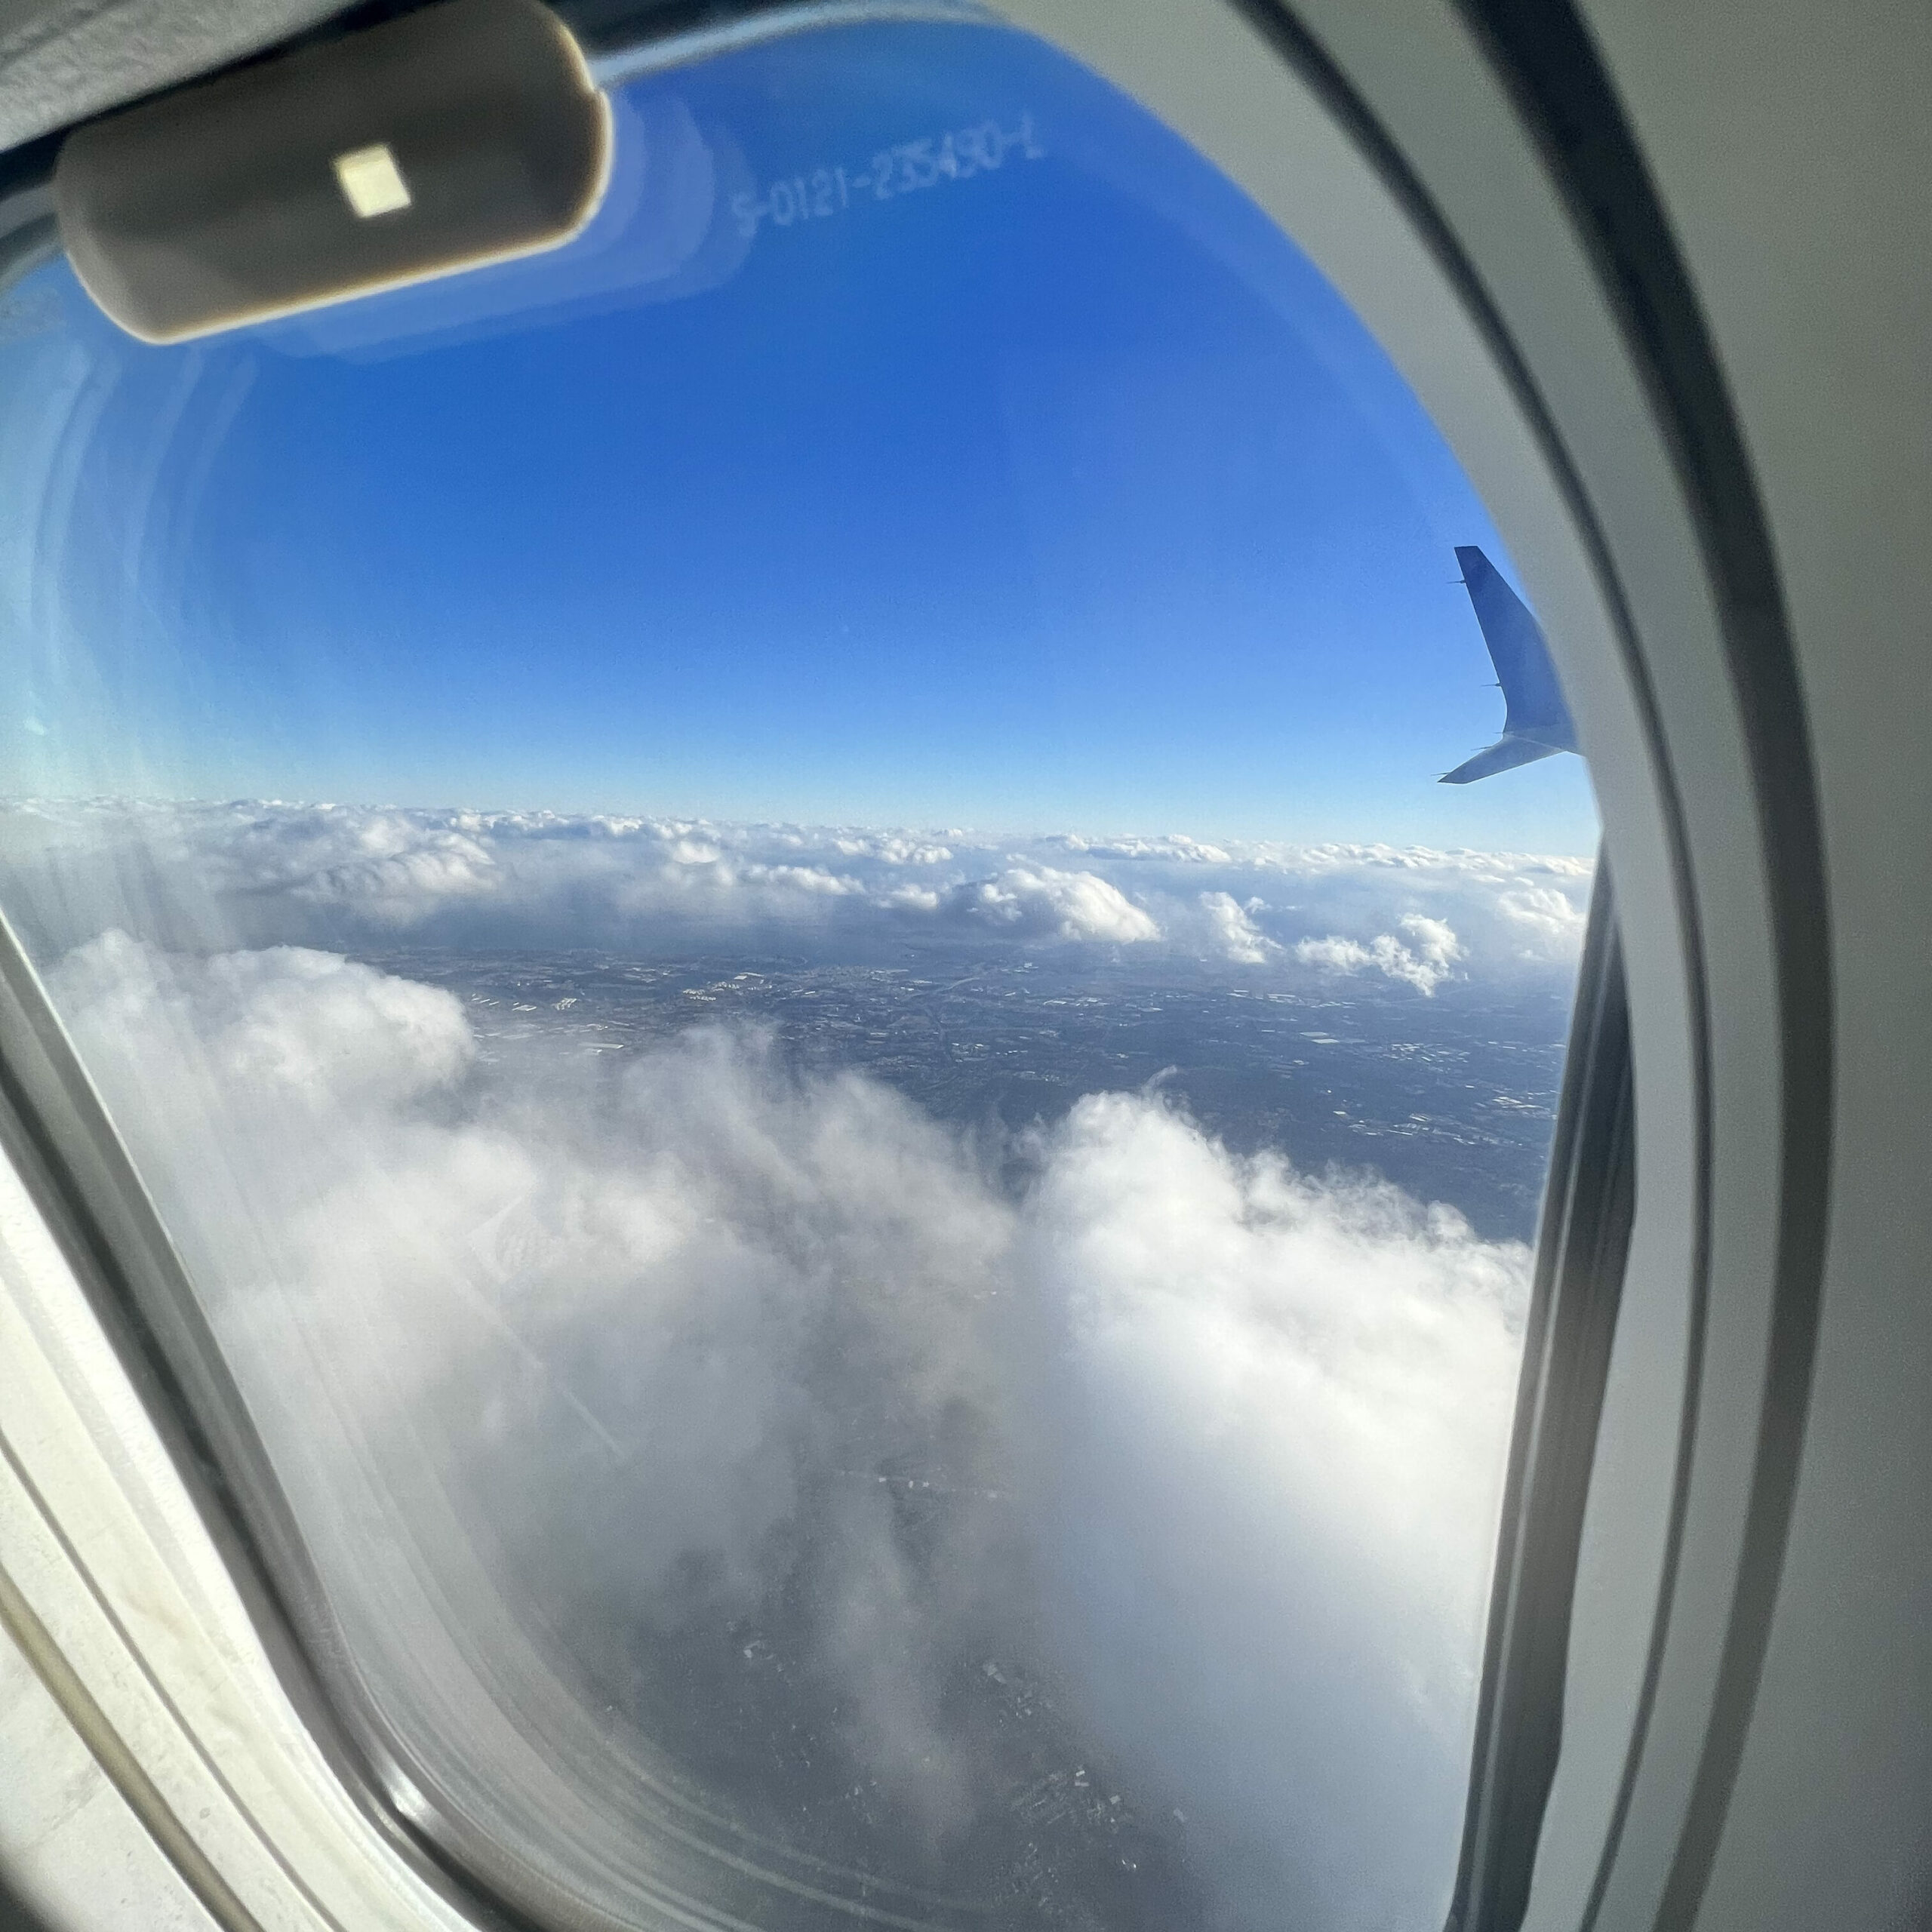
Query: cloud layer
xmin=44 ymin=930 xmax=1533 ymax=1930
xmin=0 ymin=798 xmax=1593 ymax=991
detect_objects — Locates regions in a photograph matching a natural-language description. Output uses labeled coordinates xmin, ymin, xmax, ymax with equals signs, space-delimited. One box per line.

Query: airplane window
xmin=0 ymin=13 xmax=1598 ymax=1932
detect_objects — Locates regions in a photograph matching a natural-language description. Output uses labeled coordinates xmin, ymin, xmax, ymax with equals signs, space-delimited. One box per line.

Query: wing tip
xmin=1440 ymin=735 xmax=1564 ymax=785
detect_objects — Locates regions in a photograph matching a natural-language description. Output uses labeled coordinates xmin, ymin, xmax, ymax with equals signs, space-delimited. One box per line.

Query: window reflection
xmin=0 ymin=17 xmax=1595 ymax=1931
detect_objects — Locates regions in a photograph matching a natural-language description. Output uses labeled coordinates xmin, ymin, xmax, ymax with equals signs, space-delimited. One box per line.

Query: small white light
xmin=333 ymin=143 xmax=412 ymax=219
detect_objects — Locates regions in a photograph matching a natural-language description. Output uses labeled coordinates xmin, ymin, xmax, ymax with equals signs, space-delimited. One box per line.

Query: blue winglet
xmin=1440 ymin=546 xmax=1580 ymax=784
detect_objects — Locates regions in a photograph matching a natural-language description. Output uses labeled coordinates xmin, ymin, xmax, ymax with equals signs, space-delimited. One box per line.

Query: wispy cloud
xmin=44 ymin=930 xmax=1530 ymax=1930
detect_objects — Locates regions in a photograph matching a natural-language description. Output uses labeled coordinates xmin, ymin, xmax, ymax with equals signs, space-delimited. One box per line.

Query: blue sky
xmin=0 ymin=18 xmax=1597 ymax=852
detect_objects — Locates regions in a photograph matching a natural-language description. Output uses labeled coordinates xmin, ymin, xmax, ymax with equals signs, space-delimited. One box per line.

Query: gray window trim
xmin=0 ymin=3 xmax=1778 ymax=1929
xmin=1452 ymin=869 xmax=1633 ymax=1932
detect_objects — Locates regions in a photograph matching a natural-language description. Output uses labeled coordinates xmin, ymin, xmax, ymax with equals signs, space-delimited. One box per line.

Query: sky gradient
xmin=0 ymin=17 xmax=1598 ymax=853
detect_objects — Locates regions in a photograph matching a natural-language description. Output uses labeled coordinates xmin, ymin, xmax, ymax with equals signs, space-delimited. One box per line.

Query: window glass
xmin=0 ymin=17 xmax=1597 ymax=1932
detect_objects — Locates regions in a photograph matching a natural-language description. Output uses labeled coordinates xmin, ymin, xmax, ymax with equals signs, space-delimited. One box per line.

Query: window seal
xmin=1449 ymin=16 xmax=1832 ymax=1928
xmin=0 ymin=6 xmax=1718 ymax=1930
xmin=1448 ymin=863 xmax=1633 ymax=1932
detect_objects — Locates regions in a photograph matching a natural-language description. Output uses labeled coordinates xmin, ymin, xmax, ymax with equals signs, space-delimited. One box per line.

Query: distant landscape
xmin=11 ymin=801 xmax=1589 ymax=1931
xmin=379 ymin=943 xmax=1573 ymax=1244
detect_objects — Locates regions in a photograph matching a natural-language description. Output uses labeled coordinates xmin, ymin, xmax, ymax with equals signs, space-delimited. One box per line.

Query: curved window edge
xmin=0 ymin=5 xmax=1712 ymax=1931
xmin=1450 ymin=12 xmax=1830 ymax=1930
xmin=1449 ymin=862 xmax=1632 ymax=1932
xmin=0 ymin=888 xmax=494 ymax=1930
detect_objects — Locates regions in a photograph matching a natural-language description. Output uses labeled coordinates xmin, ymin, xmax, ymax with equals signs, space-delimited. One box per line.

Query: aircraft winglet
xmin=1440 ymin=545 xmax=1579 ymax=784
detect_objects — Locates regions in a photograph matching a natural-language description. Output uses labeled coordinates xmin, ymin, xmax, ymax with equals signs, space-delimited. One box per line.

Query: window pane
xmin=0 ymin=17 xmax=1597 ymax=1932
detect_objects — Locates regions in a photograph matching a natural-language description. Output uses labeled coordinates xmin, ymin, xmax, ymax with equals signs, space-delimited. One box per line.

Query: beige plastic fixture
xmin=52 ymin=0 xmax=612 ymax=343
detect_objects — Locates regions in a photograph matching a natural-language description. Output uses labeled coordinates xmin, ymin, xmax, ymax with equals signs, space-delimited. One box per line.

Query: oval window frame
xmin=0 ymin=3 xmax=1826 ymax=1930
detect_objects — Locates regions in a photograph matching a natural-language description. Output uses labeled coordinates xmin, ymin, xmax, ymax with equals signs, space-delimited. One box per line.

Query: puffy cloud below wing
xmin=1026 ymin=1093 xmax=1525 ymax=1927
xmin=44 ymin=933 xmax=1527 ymax=1927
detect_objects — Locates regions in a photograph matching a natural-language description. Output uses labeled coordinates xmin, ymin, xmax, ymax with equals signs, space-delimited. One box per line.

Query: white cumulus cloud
xmin=1497 ymin=882 xmax=1589 ymax=958
xmin=1295 ymin=914 xmax=1465 ymax=995
xmin=1024 ymin=1090 xmax=1524 ymax=1925
xmin=1199 ymin=890 xmax=1278 ymax=964
xmin=41 ymin=933 xmax=1530 ymax=1931
xmin=936 ymin=864 xmax=1161 ymax=943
